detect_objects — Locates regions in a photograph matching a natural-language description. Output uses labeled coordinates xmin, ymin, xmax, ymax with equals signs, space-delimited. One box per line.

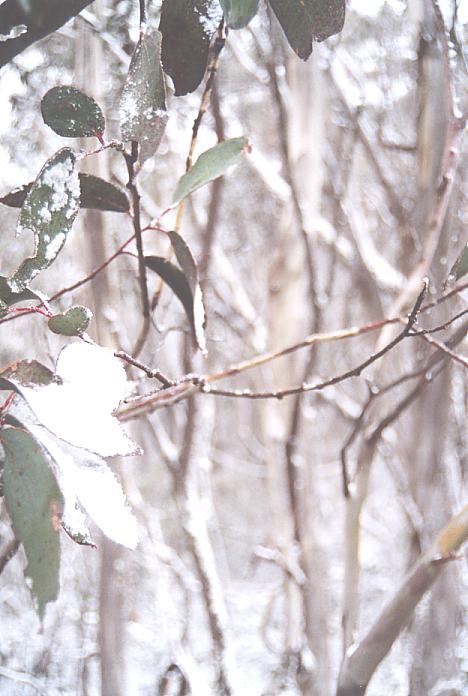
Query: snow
xmin=17 ymin=343 xmax=141 ymax=458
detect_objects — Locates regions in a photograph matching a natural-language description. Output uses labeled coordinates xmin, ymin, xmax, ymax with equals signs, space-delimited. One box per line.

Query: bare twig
xmin=123 ymin=142 xmax=150 ymax=318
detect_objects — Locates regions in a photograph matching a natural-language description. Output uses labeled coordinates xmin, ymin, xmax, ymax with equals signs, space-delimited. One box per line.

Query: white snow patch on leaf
xmin=17 ymin=343 xmax=141 ymax=458
xmin=29 ymin=425 xmax=138 ymax=549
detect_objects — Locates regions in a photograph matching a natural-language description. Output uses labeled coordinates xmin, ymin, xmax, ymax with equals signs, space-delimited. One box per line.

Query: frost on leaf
xmin=48 ymin=305 xmax=92 ymax=336
xmin=120 ymin=30 xmax=168 ymax=164
xmin=2 ymin=343 xmax=141 ymax=458
xmin=0 ymin=427 xmax=63 ymax=617
xmin=145 ymin=230 xmax=206 ymax=353
xmin=172 ymin=137 xmax=250 ymax=205
xmin=8 ymin=148 xmax=80 ymax=293
xmin=41 ymin=86 xmax=105 ymax=139
xmin=160 ymin=0 xmax=223 ymax=96
xmin=1 ymin=173 xmax=129 ymax=213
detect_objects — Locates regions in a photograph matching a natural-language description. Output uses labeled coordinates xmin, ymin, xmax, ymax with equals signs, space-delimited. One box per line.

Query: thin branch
xmin=200 ymin=282 xmax=428 ymax=400
xmin=416 ymin=332 xmax=468 ymax=369
xmin=123 ymin=142 xmax=150 ymax=318
xmin=114 ymin=351 xmax=175 ymax=386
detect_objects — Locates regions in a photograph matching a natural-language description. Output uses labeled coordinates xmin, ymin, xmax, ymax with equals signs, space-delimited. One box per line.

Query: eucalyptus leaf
xmin=120 ymin=30 xmax=168 ymax=163
xmin=8 ymin=148 xmax=80 ymax=293
xmin=269 ymin=0 xmax=346 ymax=59
xmin=159 ymin=0 xmax=222 ymax=96
xmin=172 ymin=137 xmax=250 ymax=205
xmin=0 ymin=275 xmax=47 ymax=308
xmin=48 ymin=305 xmax=92 ymax=336
xmin=220 ymin=0 xmax=259 ymax=28
xmin=41 ymin=86 xmax=105 ymax=138
xmin=2 ymin=344 xmax=141 ymax=459
xmin=1 ymin=427 xmax=63 ymax=617
xmin=1 ymin=173 xmax=129 ymax=213
xmin=145 ymin=250 xmax=206 ymax=353
xmin=447 ymin=244 xmax=468 ymax=283
xmin=0 ymin=299 xmax=7 ymax=318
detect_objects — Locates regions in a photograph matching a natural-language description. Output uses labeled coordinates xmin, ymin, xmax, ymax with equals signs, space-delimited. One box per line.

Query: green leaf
xmin=48 ymin=305 xmax=92 ymax=336
xmin=0 ymin=360 xmax=56 ymax=392
xmin=0 ymin=299 xmax=7 ymax=318
xmin=78 ymin=174 xmax=129 ymax=212
xmin=120 ymin=30 xmax=168 ymax=163
xmin=8 ymin=148 xmax=80 ymax=293
xmin=0 ymin=275 xmax=46 ymax=307
xmin=145 ymin=238 xmax=207 ymax=353
xmin=1 ymin=427 xmax=62 ymax=617
xmin=172 ymin=137 xmax=250 ymax=205
xmin=269 ymin=0 xmax=346 ymax=60
xmin=41 ymin=86 xmax=105 ymax=138
xmin=1 ymin=173 xmax=129 ymax=213
xmin=220 ymin=0 xmax=259 ymax=28
xmin=159 ymin=0 xmax=222 ymax=96
xmin=447 ymin=244 xmax=468 ymax=283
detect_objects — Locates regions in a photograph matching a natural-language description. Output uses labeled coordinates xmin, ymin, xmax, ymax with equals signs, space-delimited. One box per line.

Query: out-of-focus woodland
xmin=0 ymin=0 xmax=467 ymax=694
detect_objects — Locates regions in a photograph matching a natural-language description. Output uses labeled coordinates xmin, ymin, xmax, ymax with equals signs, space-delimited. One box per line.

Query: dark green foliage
xmin=159 ymin=0 xmax=222 ymax=95
xmin=1 ymin=174 xmax=129 ymax=213
xmin=1 ymin=427 xmax=63 ymax=616
xmin=41 ymin=86 xmax=105 ymax=138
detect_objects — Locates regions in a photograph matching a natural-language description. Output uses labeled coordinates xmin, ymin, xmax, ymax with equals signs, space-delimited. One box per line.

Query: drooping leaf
xmin=78 ymin=174 xmax=129 ymax=212
xmin=48 ymin=305 xmax=92 ymax=336
xmin=1 ymin=173 xmax=129 ymax=213
xmin=145 ymin=230 xmax=206 ymax=353
xmin=41 ymin=86 xmax=105 ymax=138
xmin=447 ymin=244 xmax=468 ymax=283
xmin=220 ymin=0 xmax=259 ymax=28
xmin=159 ymin=0 xmax=222 ymax=96
xmin=172 ymin=137 xmax=250 ymax=205
xmin=8 ymin=148 xmax=80 ymax=293
xmin=2 ymin=344 xmax=140 ymax=458
xmin=269 ymin=0 xmax=346 ymax=60
xmin=0 ymin=299 xmax=7 ymax=318
xmin=120 ymin=30 xmax=168 ymax=163
xmin=1 ymin=427 xmax=63 ymax=616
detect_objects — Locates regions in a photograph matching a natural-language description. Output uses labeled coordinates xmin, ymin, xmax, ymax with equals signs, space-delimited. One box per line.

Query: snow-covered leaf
xmin=159 ymin=0 xmax=222 ymax=96
xmin=1 ymin=173 xmax=130 ymax=213
xmin=145 ymin=230 xmax=206 ymax=353
xmin=447 ymin=244 xmax=468 ymax=284
xmin=172 ymin=137 xmax=250 ymax=205
xmin=0 ymin=275 xmax=44 ymax=306
xmin=0 ymin=427 xmax=63 ymax=617
xmin=120 ymin=30 xmax=168 ymax=163
xmin=220 ymin=0 xmax=259 ymax=28
xmin=2 ymin=344 xmax=140 ymax=458
xmin=48 ymin=305 xmax=92 ymax=336
xmin=28 ymin=425 xmax=138 ymax=549
xmin=41 ymin=86 xmax=105 ymax=138
xmin=269 ymin=0 xmax=346 ymax=60
xmin=8 ymin=148 xmax=80 ymax=292
xmin=0 ymin=299 xmax=7 ymax=318
xmin=0 ymin=359 xmax=56 ymax=391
